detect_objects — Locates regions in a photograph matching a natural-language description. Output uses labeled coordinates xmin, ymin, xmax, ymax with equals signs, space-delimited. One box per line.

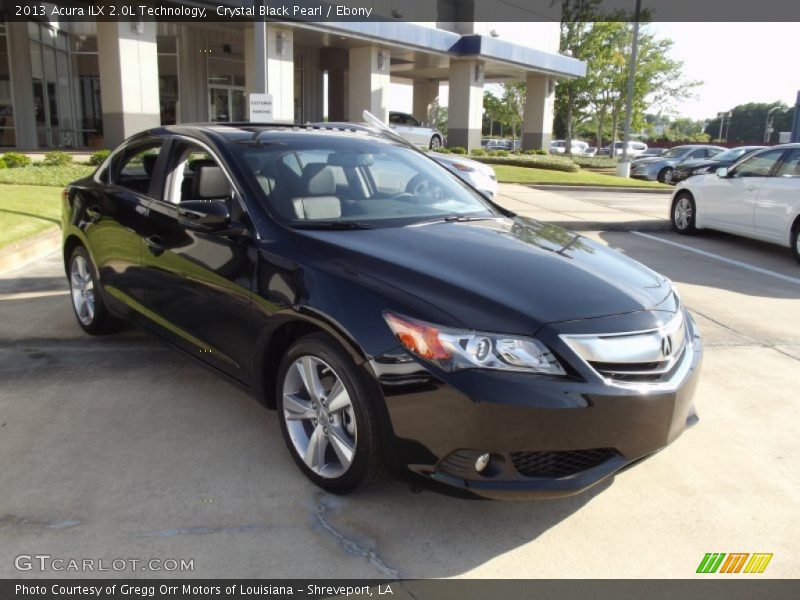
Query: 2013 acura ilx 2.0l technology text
xmin=60 ymin=121 xmax=702 ymax=499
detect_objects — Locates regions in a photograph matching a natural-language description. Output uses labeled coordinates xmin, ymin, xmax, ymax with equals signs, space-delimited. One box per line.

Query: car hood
xmin=293 ymin=217 xmax=671 ymax=333
xmin=430 ymin=152 xmax=496 ymax=177
xmin=633 ymin=156 xmax=679 ymax=167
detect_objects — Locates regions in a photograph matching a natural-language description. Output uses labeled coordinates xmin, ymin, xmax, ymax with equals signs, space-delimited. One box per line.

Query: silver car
xmin=389 ymin=111 xmax=444 ymax=149
xmin=630 ymin=145 xmax=726 ymax=184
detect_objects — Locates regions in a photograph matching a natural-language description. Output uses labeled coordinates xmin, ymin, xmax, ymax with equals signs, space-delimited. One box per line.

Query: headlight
xmin=450 ymin=162 xmax=475 ymax=173
xmin=383 ymin=312 xmax=566 ymax=375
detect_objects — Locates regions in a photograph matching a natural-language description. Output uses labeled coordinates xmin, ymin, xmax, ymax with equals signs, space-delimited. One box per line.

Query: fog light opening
xmin=475 ymin=453 xmax=491 ymax=473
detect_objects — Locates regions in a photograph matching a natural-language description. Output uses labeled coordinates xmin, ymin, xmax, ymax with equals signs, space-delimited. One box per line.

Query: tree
xmin=704 ymin=102 xmax=792 ymax=143
xmin=500 ymin=82 xmax=526 ymax=143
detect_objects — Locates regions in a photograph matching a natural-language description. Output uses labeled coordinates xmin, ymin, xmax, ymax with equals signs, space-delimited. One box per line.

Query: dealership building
xmin=0 ymin=2 xmax=585 ymax=151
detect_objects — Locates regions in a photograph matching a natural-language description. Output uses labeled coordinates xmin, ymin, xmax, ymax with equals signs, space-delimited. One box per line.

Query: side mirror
xmin=178 ymin=200 xmax=230 ymax=232
xmin=716 ymin=167 xmax=729 ymax=178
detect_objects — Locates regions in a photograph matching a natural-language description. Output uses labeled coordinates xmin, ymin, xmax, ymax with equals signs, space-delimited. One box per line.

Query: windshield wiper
xmin=292 ymin=220 xmax=373 ymax=230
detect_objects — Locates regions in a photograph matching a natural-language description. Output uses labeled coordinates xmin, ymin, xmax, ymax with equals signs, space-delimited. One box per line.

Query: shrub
xmin=433 ymin=147 xmax=452 ymax=154
xmin=42 ymin=150 xmax=73 ymax=166
xmin=89 ymin=149 xmax=111 ymax=166
xmin=470 ymin=148 xmax=486 ymax=156
xmin=469 ymin=154 xmax=581 ymax=173
xmin=525 ymin=149 xmax=548 ymax=155
xmin=449 ymin=146 xmax=467 ymax=154
xmin=0 ymin=156 xmax=6 ymax=169
xmin=571 ymin=156 xmax=617 ymax=169
xmin=2 ymin=152 xmax=31 ymax=168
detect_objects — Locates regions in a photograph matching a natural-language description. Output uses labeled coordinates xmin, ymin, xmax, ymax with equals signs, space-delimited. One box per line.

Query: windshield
xmin=711 ymin=147 xmax=753 ymax=162
xmin=232 ymin=133 xmax=495 ymax=228
xmin=663 ymin=146 xmax=691 ymax=158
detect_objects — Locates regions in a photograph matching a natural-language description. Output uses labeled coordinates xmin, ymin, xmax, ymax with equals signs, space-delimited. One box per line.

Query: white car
xmin=670 ymin=144 xmax=800 ymax=264
xmin=599 ymin=141 xmax=648 ymax=157
xmin=429 ymin=152 xmax=498 ymax=198
xmin=389 ymin=111 xmax=444 ymax=149
xmin=549 ymin=139 xmax=594 ymax=156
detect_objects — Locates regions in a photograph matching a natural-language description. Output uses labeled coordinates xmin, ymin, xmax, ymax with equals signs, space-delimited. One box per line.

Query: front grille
xmin=511 ymin=448 xmax=618 ymax=478
xmin=590 ymin=344 xmax=687 ymax=383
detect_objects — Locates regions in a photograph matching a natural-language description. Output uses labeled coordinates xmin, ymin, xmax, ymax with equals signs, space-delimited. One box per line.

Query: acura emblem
xmin=661 ymin=335 xmax=673 ymax=358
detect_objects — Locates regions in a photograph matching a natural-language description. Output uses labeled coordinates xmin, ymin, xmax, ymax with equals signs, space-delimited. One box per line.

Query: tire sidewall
xmin=658 ymin=167 xmax=673 ymax=184
xmin=430 ymin=135 xmax=441 ymax=149
xmin=276 ymin=333 xmax=379 ymax=493
xmin=791 ymin=224 xmax=800 ymax=265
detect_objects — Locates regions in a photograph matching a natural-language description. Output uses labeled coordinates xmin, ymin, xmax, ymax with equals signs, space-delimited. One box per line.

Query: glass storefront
xmin=158 ymin=24 xmax=179 ymax=125
xmin=70 ymin=24 xmax=102 ymax=148
xmin=207 ymin=39 xmax=245 ymax=122
xmin=0 ymin=23 xmax=15 ymax=147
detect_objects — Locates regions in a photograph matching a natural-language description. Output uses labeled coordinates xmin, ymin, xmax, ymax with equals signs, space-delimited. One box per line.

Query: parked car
xmin=598 ymin=141 xmax=649 ymax=157
xmin=639 ymin=147 xmax=667 ymax=158
xmin=671 ymin=145 xmax=766 ymax=184
xmin=61 ymin=121 xmax=702 ymax=499
xmin=389 ymin=111 xmax=443 ymax=149
xmin=670 ymin=144 xmax=800 ymax=264
xmin=481 ymin=138 xmax=520 ymax=151
xmin=549 ymin=140 xmax=594 ymax=156
xmin=631 ymin=144 xmax=726 ymax=184
xmin=430 ymin=152 xmax=498 ymax=198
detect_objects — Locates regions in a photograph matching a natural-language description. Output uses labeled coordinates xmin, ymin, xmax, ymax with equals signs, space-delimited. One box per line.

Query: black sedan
xmin=672 ymin=145 xmax=766 ymax=184
xmin=61 ymin=124 xmax=702 ymax=499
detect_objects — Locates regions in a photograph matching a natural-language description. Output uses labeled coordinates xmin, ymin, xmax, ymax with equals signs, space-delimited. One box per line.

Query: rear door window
xmin=114 ymin=143 xmax=162 ymax=196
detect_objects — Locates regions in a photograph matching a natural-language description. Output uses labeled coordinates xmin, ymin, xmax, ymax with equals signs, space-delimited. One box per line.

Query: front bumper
xmin=630 ymin=165 xmax=660 ymax=181
xmin=368 ymin=311 xmax=702 ymax=500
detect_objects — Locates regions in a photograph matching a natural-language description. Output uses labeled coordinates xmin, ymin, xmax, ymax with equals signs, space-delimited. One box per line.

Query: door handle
xmin=145 ymin=235 xmax=164 ymax=256
xmin=85 ymin=205 xmax=102 ymax=222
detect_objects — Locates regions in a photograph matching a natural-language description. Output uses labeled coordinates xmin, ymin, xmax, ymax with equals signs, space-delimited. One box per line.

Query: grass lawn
xmin=494 ymin=164 xmax=670 ymax=189
xmin=0 ymin=185 xmax=62 ymax=249
xmin=0 ymin=164 xmax=95 ymax=187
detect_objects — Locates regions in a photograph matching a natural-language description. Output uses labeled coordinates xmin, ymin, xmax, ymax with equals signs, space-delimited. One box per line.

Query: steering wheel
xmin=405 ymin=175 xmax=443 ymax=199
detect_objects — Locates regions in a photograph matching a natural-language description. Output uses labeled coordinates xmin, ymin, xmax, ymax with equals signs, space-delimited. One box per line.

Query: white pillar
xmin=347 ymin=46 xmax=390 ymax=122
xmin=522 ymin=74 xmax=555 ymax=150
xmin=245 ymin=23 xmax=294 ymax=122
xmin=97 ymin=21 xmax=160 ymax=147
xmin=447 ymin=60 xmax=484 ymax=150
xmin=412 ymin=80 xmax=439 ymax=125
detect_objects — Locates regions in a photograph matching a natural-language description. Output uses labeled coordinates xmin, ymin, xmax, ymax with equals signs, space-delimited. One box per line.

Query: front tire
xmin=791 ymin=221 xmax=800 ymax=266
xmin=429 ymin=135 xmax=442 ymax=150
xmin=276 ymin=333 xmax=384 ymax=494
xmin=671 ymin=192 xmax=698 ymax=235
xmin=68 ymin=246 xmax=120 ymax=334
xmin=657 ymin=167 xmax=674 ymax=184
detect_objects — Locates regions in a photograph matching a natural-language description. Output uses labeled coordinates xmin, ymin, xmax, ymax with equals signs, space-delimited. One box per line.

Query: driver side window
xmin=730 ymin=149 xmax=785 ymax=178
xmin=165 ymin=144 xmax=233 ymax=204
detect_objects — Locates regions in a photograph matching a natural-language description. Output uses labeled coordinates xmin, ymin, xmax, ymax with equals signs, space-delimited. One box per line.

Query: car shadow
xmin=597 ymin=230 xmax=800 ymax=300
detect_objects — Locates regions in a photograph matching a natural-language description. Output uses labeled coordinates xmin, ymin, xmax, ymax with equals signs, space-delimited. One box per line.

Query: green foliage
xmin=449 ymin=146 xmax=467 ymax=155
xmin=488 ymin=149 xmax=510 ymax=157
xmin=470 ymin=148 xmax=487 ymax=156
xmin=0 ymin=156 xmax=6 ymax=169
xmin=2 ymin=152 xmax=32 ymax=168
xmin=470 ymin=154 xmax=580 ymax=173
xmin=434 ymin=147 xmax=452 ymax=154
xmin=89 ymin=149 xmax=111 ymax=166
xmin=703 ymin=102 xmax=794 ymax=143
xmin=571 ymin=156 xmax=618 ymax=168
xmin=0 ymin=164 xmax=94 ymax=186
xmin=524 ymin=149 xmax=548 ymax=155
xmin=42 ymin=151 xmax=73 ymax=166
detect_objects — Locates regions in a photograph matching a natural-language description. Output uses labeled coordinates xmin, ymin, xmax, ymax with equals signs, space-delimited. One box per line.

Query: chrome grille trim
xmin=560 ymin=310 xmax=692 ymax=386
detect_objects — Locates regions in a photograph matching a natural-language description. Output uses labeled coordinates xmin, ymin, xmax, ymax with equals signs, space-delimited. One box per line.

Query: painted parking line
xmin=0 ymin=289 xmax=70 ymax=301
xmin=632 ymin=231 xmax=800 ymax=286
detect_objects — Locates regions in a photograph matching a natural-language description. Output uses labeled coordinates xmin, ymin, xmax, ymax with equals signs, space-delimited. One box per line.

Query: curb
xmin=528 ymin=184 xmax=671 ymax=194
xmin=0 ymin=227 xmax=61 ymax=275
xmin=548 ymin=219 xmax=672 ymax=232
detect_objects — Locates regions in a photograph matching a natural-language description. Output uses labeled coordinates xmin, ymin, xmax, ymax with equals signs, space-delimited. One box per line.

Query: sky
xmin=650 ymin=23 xmax=799 ymax=121
xmin=387 ymin=22 xmax=799 ymax=123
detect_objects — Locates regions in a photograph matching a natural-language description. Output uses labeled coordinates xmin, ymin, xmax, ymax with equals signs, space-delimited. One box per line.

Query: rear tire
xmin=429 ymin=135 xmax=442 ymax=150
xmin=658 ymin=167 xmax=674 ymax=184
xmin=791 ymin=221 xmax=800 ymax=266
xmin=67 ymin=246 xmax=121 ymax=335
xmin=276 ymin=333 xmax=384 ymax=494
xmin=671 ymin=192 xmax=698 ymax=235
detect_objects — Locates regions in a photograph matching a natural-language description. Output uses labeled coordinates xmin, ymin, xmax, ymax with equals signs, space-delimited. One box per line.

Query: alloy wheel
xmin=70 ymin=254 xmax=95 ymax=326
xmin=430 ymin=136 xmax=442 ymax=150
xmin=674 ymin=196 xmax=692 ymax=231
xmin=282 ymin=356 xmax=357 ymax=478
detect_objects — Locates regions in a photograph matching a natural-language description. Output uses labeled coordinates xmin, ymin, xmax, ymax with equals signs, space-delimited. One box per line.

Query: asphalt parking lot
xmin=1 ymin=198 xmax=799 ymax=578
